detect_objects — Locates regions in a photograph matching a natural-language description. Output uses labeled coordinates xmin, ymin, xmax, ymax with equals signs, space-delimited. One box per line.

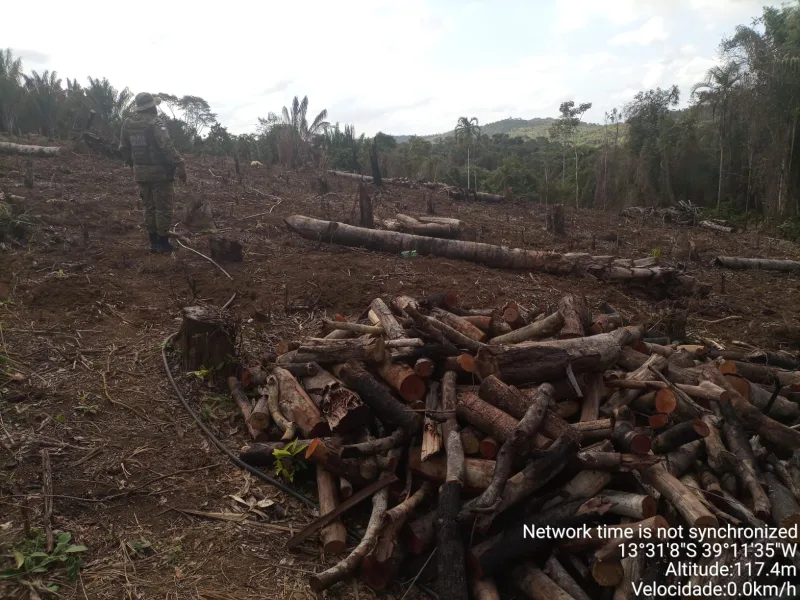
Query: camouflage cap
xmin=133 ymin=92 xmax=162 ymax=112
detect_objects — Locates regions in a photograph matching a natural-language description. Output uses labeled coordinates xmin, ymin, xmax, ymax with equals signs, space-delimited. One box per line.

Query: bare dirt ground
xmin=1 ymin=140 xmax=799 ymax=600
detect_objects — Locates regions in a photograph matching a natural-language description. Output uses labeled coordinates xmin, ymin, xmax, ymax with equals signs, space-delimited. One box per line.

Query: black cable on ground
xmin=161 ymin=333 xmax=439 ymax=599
xmin=161 ymin=333 xmax=317 ymax=509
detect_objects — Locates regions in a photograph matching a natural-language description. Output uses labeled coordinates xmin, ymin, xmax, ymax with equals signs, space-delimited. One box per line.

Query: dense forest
xmin=1 ymin=1 xmax=798 ymax=229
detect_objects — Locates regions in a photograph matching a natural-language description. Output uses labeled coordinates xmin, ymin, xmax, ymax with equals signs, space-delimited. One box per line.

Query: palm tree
xmin=86 ymin=77 xmax=134 ymax=140
xmin=692 ymin=61 xmax=742 ymax=210
xmin=267 ymin=95 xmax=329 ymax=167
xmin=454 ymin=117 xmax=480 ymax=189
xmin=0 ymin=49 xmax=24 ymax=132
xmin=23 ymin=70 xmax=63 ymax=138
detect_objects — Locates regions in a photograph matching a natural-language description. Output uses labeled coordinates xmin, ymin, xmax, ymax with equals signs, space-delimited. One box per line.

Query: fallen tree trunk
xmin=700 ymin=220 xmax=736 ymax=233
xmin=0 ymin=141 xmax=64 ymax=157
xmin=713 ymin=256 xmax=800 ymax=273
xmin=284 ymin=216 xmax=709 ymax=296
xmin=488 ymin=311 xmax=565 ymax=345
xmin=386 ymin=214 xmax=462 ymax=239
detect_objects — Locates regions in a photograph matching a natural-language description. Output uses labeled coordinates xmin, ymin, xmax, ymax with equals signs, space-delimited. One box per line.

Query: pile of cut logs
xmin=230 ymin=292 xmax=800 ymax=599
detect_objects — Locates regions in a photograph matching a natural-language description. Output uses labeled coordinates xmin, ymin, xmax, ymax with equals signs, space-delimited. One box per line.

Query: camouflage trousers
xmin=138 ymin=181 xmax=174 ymax=236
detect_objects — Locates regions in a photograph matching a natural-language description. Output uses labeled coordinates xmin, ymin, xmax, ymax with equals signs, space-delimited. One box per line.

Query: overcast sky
xmin=5 ymin=0 xmax=773 ymax=137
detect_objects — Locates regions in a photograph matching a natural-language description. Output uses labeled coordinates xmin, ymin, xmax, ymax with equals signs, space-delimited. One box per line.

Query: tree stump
xmin=24 ymin=160 xmax=34 ymax=188
xmin=370 ymin=137 xmax=383 ymax=187
xmin=546 ymin=204 xmax=565 ymax=235
xmin=358 ymin=183 xmax=374 ymax=228
xmin=209 ymin=237 xmax=243 ymax=262
xmin=177 ymin=306 xmax=236 ymax=373
xmin=183 ymin=196 xmax=215 ymax=230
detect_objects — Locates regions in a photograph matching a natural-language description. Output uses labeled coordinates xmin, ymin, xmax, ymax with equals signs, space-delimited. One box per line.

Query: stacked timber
xmin=230 ymin=291 xmax=800 ymax=598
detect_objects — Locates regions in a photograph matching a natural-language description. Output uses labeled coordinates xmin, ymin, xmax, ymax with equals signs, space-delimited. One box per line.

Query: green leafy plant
xmin=187 ymin=366 xmax=213 ymax=381
xmin=1 ymin=530 xmax=87 ymax=584
xmin=650 ymin=248 xmax=662 ymax=258
xmin=778 ymin=217 xmax=800 ymax=242
xmin=273 ymin=440 xmax=309 ymax=482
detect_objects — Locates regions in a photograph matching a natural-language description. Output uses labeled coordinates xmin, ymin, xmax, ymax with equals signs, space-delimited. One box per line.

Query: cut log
xmin=0 ymin=142 xmax=64 ymax=157
xmin=651 ymin=419 xmax=710 ymax=454
xmin=238 ymin=441 xmax=289 ymax=466
xmin=316 ymin=466 xmax=346 ymax=554
xmin=460 ymin=425 xmax=484 ymax=456
xmin=431 ymin=307 xmax=487 ymax=342
xmin=708 ymin=348 xmax=800 ymax=370
xmin=405 ymin=511 xmax=436 ymax=554
xmin=309 ymin=486 xmax=388 ymax=592
xmin=176 ymin=306 xmax=236 ymax=373
xmin=292 ymin=337 xmax=386 ymax=365
xmin=502 ymin=301 xmax=541 ymax=329
xmin=265 ymin=373 xmax=297 ymax=440
xmin=558 ymin=295 xmax=590 ymax=339
xmin=514 ymin=563 xmax=574 ymax=600
xmin=436 ymin=431 xmax=469 ymax=600
xmin=573 ymin=419 xmax=614 ymax=443
xmin=340 ymin=429 xmax=407 ymax=458
xmin=284 ymin=216 xmax=709 ymax=296
xmin=600 ymin=354 xmax=668 ymax=416
xmin=589 ymin=312 xmax=622 ymax=335
xmin=322 ymin=320 xmax=383 ymax=335
xmin=488 ymin=311 xmax=565 ymax=345
xmin=358 ymin=183 xmax=374 ymax=228
xmin=23 ymin=159 xmax=34 ymax=188
xmin=443 ymin=354 xmax=476 ymax=374
xmin=376 ymin=361 xmax=426 ymax=405
xmin=389 ymin=214 xmax=463 ymax=239
xmin=208 ymin=237 xmax=243 ymax=262
xmin=477 ymin=327 xmax=640 ymax=385
xmin=724 ymin=374 xmax=799 ymax=421
xmin=457 ymin=391 xmax=552 ymax=451
xmin=421 ymin=381 xmax=442 ymax=461
xmin=227 ymin=376 xmax=268 ymax=441
xmin=640 ymin=462 xmax=718 ymax=528
xmin=408 ymin=447 xmax=494 ymax=493
xmin=700 ymin=220 xmax=736 ymax=233
xmin=304 ymin=439 xmax=371 ymax=487
xmin=763 ymin=472 xmax=800 ymax=532
xmin=463 ymin=315 xmax=493 ymax=332
xmin=577 ymin=451 xmax=660 ymax=471
xmin=414 ymin=358 xmax=435 ymax=378
xmin=713 ymin=256 xmax=800 ymax=272
xmin=546 ymin=204 xmax=566 ymax=235
xmin=702 ymin=415 xmax=737 ymax=476
xmin=471 ymin=578 xmax=501 ymax=600
xmin=464 ymin=384 xmax=554 ymax=514
xmin=369 ymin=298 xmax=406 ymax=340
xmin=580 ymin=373 xmax=604 ymax=422
xmin=479 ymin=437 xmax=499 ymax=459
xmin=544 ymin=556 xmax=592 ymax=600
xmin=441 ymin=370 xmax=458 ymax=444
xmin=611 ymin=406 xmax=651 ymax=454
xmin=596 ymin=491 xmax=657 ymax=520
xmin=268 ymin=368 xmax=329 ymax=438
xmin=335 ymin=361 xmax=418 ymax=433
xmin=301 ymin=367 xmax=369 ymax=435
xmin=720 ymin=359 xmax=800 ymax=389
xmin=663 ymin=439 xmax=704 ymax=478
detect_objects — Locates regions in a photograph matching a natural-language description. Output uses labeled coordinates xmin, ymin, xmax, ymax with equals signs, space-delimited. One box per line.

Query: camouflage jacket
xmin=119 ymin=113 xmax=183 ymax=183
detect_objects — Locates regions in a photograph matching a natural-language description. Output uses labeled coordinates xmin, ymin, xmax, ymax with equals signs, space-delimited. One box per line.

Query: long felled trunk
xmin=0 ymin=141 xmax=64 ymax=157
xmin=284 ymin=216 xmax=708 ymax=296
xmin=713 ymin=256 xmax=800 ymax=273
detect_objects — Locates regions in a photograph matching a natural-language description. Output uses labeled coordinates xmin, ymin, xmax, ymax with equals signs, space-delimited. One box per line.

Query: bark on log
xmin=457 ymin=391 xmax=553 ymax=450
xmin=601 ymin=354 xmax=668 ymax=416
xmin=502 ymin=301 xmax=541 ymax=329
xmin=460 ymin=425 xmax=484 ymax=456
xmin=422 ymin=381 xmax=442 ymax=461
xmin=542 ymin=469 xmax=614 ymax=510
xmin=611 ymin=406 xmax=652 ymax=454
xmin=0 ymin=142 xmax=64 ymax=157
xmin=546 ymin=204 xmax=566 ymax=236
xmin=441 ymin=370 xmax=458 ymax=444
xmin=405 ymin=511 xmax=436 ymax=554
xmin=544 ymin=556 xmax=592 ymax=600
xmin=614 ymin=552 xmax=644 ymax=600
xmin=387 ymin=214 xmax=462 ymax=238
xmin=724 ymin=374 xmax=799 ymax=421
xmin=471 ymin=578 xmax=501 ymax=600
xmin=713 ymin=256 xmax=800 ymax=272
xmin=708 ymin=348 xmax=800 ymax=371
xmin=227 ymin=376 xmax=269 ymax=441
xmin=358 ymin=183 xmax=374 ymax=228
xmin=369 ymin=298 xmax=406 ymax=340
xmin=589 ymin=313 xmax=623 ymax=335
xmin=436 ymin=431 xmax=469 ymax=600
xmin=376 ymin=361 xmax=426 ymax=405
xmin=265 ymin=374 xmax=297 ymax=440
xmin=702 ymin=415 xmax=737 ymax=476
xmin=663 ymin=439 xmax=704 ymax=477
xmin=580 ymin=373 xmax=604 ymax=422
xmin=301 ymin=367 xmax=369 ymax=435
xmin=177 ymin=306 xmax=236 ymax=373
xmin=558 ymin=295 xmax=590 ymax=339
xmin=316 ymin=466 xmax=347 ymax=554
xmin=651 ymin=419 xmax=710 ymax=454
xmin=640 ymin=462 xmax=718 ymax=527
xmin=293 ymin=337 xmax=386 ymax=365
xmin=340 ymin=429 xmax=407 ymax=458
xmin=442 ymin=354 xmax=476 ymax=374
xmin=408 ymin=447 xmax=495 ymax=492
xmin=304 ymin=439 xmax=373 ymax=487
xmin=239 ymin=441 xmax=290 ymax=466
xmin=284 ymin=216 xmax=709 ymax=296
xmin=720 ymin=360 xmax=800 ymax=388
xmin=576 ymin=451 xmax=660 ymax=472
xmin=763 ymin=472 xmax=800 ymax=531
xmin=322 ymin=320 xmax=383 ymax=335
xmin=248 ymin=389 xmax=271 ymax=431
xmin=269 ymin=368 xmax=329 ymax=438
xmin=596 ymin=491 xmax=658 ymax=520
xmin=463 ymin=315 xmax=494 ymax=332
xmin=488 ymin=311 xmax=565 ymax=345
xmin=431 ymin=307 xmax=487 ymax=342
xmin=573 ymin=419 xmax=614 ymax=442
xmin=465 ymin=384 xmax=554 ymax=514
xmin=414 ymin=358 xmax=435 ymax=378
xmin=514 ymin=563 xmax=575 ymax=600
xmin=336 ymin=361 xmax=418 ymax=433
xmin=309 ymin=486 xmax=388 ymax=592
xmin=426 ymin=315 xmax=485 ymax=353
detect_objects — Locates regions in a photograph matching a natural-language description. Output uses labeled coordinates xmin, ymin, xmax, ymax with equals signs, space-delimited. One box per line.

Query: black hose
xmin=161 ymin=333 xmax=317 ymax=509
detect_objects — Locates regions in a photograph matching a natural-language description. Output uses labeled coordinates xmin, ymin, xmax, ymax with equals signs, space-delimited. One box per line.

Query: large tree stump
xmin=546 ymin=204 xmax=565 ymax=235
xmin=209 ymin=237 xmax=243 ymax=262
xmin=177 ymin=306 xmax=236 ymax=373
xmin=358 ymin=183 xmax=374 ymax=228
xmin=24 ymin=160 xmax=34 ymax=189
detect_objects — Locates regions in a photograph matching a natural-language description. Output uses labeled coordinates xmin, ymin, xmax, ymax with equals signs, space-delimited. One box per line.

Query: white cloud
xmin=609 ymin=17 xmax=669 ymax=46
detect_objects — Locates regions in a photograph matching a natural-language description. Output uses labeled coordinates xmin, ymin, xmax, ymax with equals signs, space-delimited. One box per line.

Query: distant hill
xmin=391 ymin=117 xmax=625 ymax=147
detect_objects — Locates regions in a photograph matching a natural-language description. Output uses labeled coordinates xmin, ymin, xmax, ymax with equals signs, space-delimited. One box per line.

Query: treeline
xmin=0 ymin=1 xmax=798 ymax=221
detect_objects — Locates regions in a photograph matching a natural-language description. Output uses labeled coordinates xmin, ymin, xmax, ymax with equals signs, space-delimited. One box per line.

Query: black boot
xmin=148 ymin=232 xmax=159 ymax=253
xmin=159 ymin=235 xmax=175 ymax=253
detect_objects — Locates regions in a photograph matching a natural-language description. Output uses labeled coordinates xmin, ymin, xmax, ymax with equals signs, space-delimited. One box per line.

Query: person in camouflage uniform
xmin=119 ymin=92 xmax=186 ymax=253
